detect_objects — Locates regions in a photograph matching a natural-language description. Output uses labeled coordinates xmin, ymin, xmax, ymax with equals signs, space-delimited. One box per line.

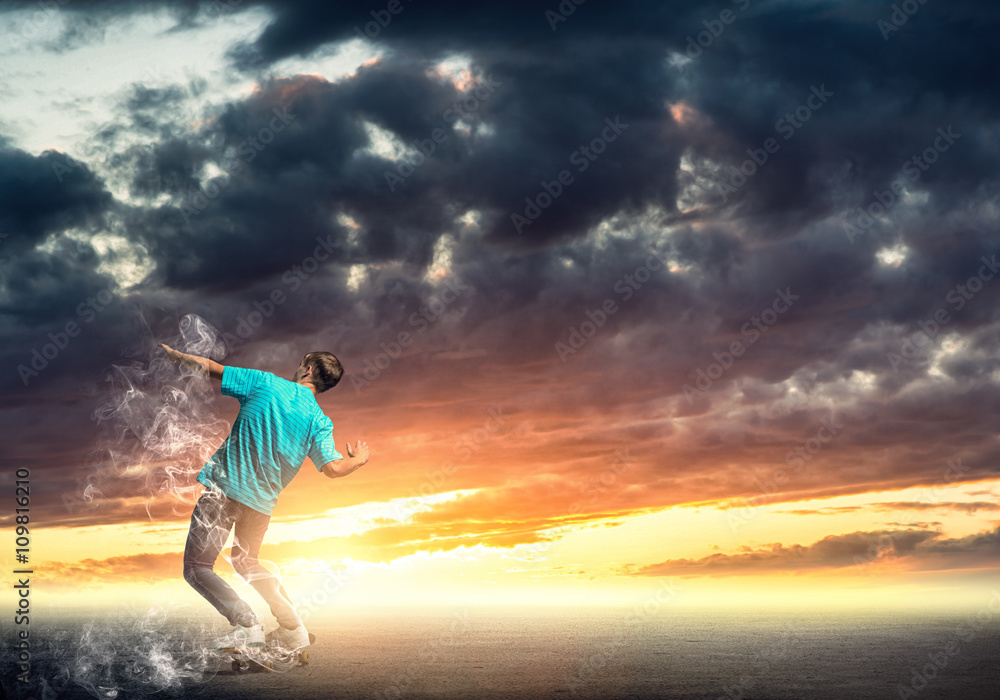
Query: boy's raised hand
xmin=345 ymin=440 xmax=370 ymax=467
xmin=156 ymin=343 xmax=224 ymax=379
xmin=158 ymin=343 xmax=181 ymax=363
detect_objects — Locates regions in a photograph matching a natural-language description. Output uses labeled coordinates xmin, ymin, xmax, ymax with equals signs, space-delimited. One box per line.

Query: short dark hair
xmin=303 ymin=352 xmax=343 ymax=392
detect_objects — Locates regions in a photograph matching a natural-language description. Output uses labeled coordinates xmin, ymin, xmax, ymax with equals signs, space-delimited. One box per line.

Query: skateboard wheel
xmin=232 ymin=660 xmax=242 ymax=673
xmin=300 ymin=650 xmax=310 ymax=666
xmin=262 ymin=659 xmax=274 ymax=672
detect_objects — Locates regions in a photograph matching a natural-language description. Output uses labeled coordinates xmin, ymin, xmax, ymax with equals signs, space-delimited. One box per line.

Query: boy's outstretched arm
xmin=321 ymin=440 xmax=370 ymax=479
xmin=158 ymin=343 xmax=225 ymax=380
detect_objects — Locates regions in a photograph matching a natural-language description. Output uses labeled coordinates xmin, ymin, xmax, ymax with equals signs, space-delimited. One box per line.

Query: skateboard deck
xmin=225 ymin=632 xmax=316 ymax=673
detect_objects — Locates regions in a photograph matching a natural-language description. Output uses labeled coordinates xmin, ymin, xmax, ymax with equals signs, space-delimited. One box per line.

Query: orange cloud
xmin=40 ymin=552 xmax=187 ymax=585
xmin=630 ymin=526 xmax=1000 ymax=577
xmin=775 ymin=501 xmax=1000 ymax=516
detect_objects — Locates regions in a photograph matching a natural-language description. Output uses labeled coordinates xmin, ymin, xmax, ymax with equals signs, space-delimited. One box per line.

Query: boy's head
xmin=293 ymin=351 xmax=343 ymax=392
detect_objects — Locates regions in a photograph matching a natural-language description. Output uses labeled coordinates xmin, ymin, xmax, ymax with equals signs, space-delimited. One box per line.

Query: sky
xmin=1 ymin=0 xmax=999 ymax=616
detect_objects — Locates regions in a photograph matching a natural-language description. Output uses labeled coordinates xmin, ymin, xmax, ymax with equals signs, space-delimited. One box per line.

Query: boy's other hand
xmin=345 ymin=440 xmax=370 ymax=467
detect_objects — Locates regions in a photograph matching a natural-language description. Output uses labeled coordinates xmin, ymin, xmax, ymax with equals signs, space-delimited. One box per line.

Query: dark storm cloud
xmin=120 ymin=55 xmax=552 ymax=288
xmin=3 ymin=0 xmax=1000 ymax=534
xmin=0 ymin=146 xmax=112 ymax=257
xmin=0 ymin=235 xmax=110 ymax=323
xmin=0 ymin=140 xmax=124 ymax=480
xmin=209 ymin=0 xmax=1000 ymax=237
xmin=224 ymin=0 xmax=687 ymax=68
xmin=129 ymin=138 xmax=215 ymax=197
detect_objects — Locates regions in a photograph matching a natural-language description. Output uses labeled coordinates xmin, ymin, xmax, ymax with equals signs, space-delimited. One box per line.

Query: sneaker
xmin=212 ymin=623 xmax=265 ymax=650
xmin=265 ymin=624 xmax=310 ymax=650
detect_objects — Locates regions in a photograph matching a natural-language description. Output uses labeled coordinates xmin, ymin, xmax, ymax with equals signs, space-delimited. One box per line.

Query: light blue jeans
xmin=183 ymin=489 xmax=302 ymax=630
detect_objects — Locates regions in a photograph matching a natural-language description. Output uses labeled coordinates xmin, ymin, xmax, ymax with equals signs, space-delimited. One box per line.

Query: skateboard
xmin=226 ymin=632 xmax=316 ymax=673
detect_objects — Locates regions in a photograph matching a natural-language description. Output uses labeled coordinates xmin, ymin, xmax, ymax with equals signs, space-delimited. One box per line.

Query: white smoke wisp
xmin=58 ymin=313 xmax=236 ymax=698
xmin=84 ymin=313 xmax=232 ymax=520
xmin=67 ymin=606 xmax=219 ymax=699
xmin=61 ymin=604 xmax=307 ymax=698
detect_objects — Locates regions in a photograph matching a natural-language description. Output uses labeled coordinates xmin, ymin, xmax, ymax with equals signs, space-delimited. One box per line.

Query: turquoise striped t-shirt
xmin=197 ymin=365 xmax=344 ymax=515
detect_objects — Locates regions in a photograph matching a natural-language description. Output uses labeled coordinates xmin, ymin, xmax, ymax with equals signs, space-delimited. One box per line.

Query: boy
xmin=158 ymin=343 xmax=370 ymax=650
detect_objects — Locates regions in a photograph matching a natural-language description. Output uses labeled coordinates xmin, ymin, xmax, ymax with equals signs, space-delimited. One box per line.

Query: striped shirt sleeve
xmin=221 ymin=366 xmax=264 ymax=402
xmin=309 ymin=414 xmax=344 ymax=470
